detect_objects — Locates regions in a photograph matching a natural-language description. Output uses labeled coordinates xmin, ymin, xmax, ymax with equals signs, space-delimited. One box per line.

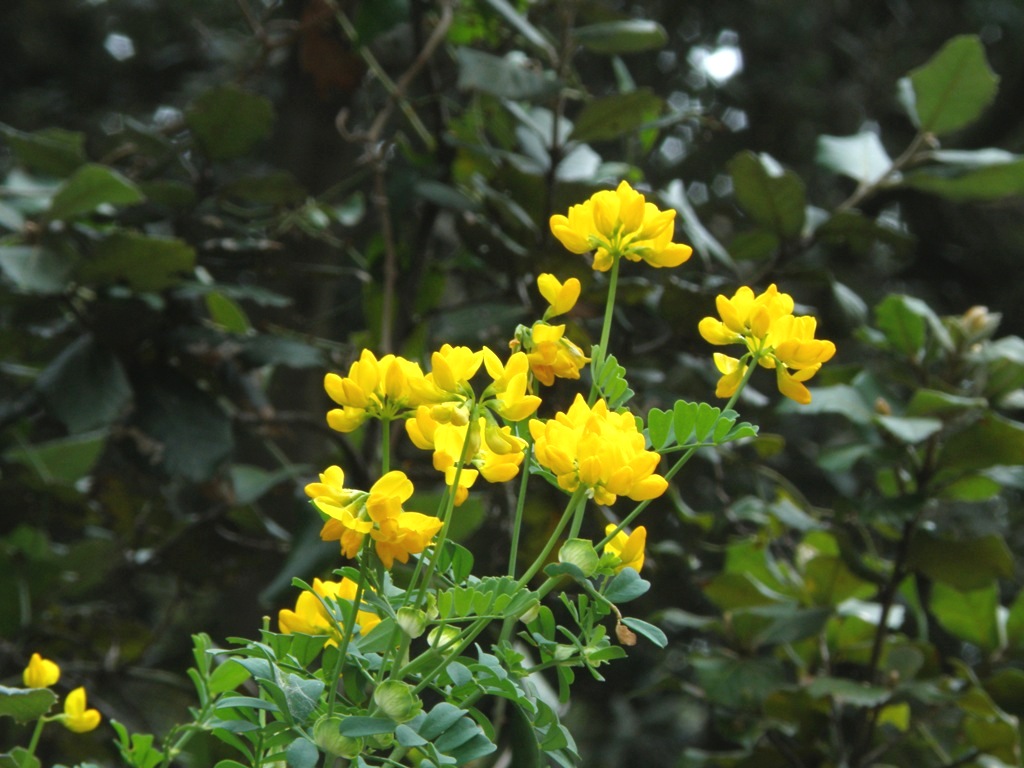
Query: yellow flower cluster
xmin=21 ymin=653 xmax=101 ymax=734
xmin=278 ymin=577 xmax=380 ymax=641
xmin=698 ymin=284 xmax=836 ymax=404
xmin=549 ymin=180 xmax=693 ymax=272
xmin=511 ymin=273 xmax=590 ymax=387
xmin=306 ymin=467 xmax=442 ymax=568
xmin=407 ymin=411 xmax=527 ymax=506
xmin=530 ymin=395 xmax=667 ymax=506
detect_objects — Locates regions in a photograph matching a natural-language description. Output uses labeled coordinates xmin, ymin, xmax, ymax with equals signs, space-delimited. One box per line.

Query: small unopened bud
xmin=558 ymin=538 xmax=599 ymax=577
xmin=313 ymin=715 xmax=363 ymax=759
xmin=396 ymin=606 xmax=428 ymax=638
xmin=616 ymin=621 xmax=637 ymax=646
xmin=874 ymin=397 xmax=891 ymax=416
xmin=373 ymin=680 xmax=422 ymax=723
xmin=427 ymin=625 xmax=460 ymax=650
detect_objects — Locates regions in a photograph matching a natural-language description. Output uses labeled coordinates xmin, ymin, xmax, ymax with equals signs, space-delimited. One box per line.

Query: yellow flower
xmin=23 ymin=653 xmax=60 ymax=688
xmin=549 ymin=181 xmax=693 ymax=272
xmin=325 ymin=350 xmax=428 ymax=432
xmin=62 ymin=687 xmax=101 ymax=733
xmin=278 ymin=577 xmax=380 ymax=640
xmin=698 ymin=284 xmax=794 ymax=349
xmin=699 ymin=284 xmax=835 ymax=404
xmin=516 ymin=322 xmax=590 ymax=387
xmin=604 ymin=524 xmax=646 ymax=573
xmin=481 ymin=348 xmax=542 ymax=421
xmin=529 ymin=395 xmax=667 ymax=505
xmin=537 ymin=273 xmax=581 ymax=318
xmin=310 ymin=468 xmax=442 ymax=568
xmin=406 ymin=408 xmax=527 ymax=505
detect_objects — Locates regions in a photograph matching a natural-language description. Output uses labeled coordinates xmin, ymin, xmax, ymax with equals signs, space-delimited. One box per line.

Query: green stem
xmin=589 ymin=256 xmax=622 ymax=404
xmin=515 ymin=488 xmax=587 ymax=589
xmin=328 ymin=540 xmax=373 ymax=715
xmin=507 ymin=430 xmax=534 ymax=578
xmin=26 ymin=715 xmax=47 ymax=756
xmin=380 ymin=417 xmax=391 ymax=474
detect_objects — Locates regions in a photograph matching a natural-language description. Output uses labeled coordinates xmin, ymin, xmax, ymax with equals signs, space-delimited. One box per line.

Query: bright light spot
xmin=104 ymin=32 xmax=135 ymax=61
xmin=659 ymin=136 xmax=685 ymax=164
xmin=697 ymin=45 xmax=743 ymax=85
xmin=721 ymin=107 xmax=748 ymax=132
xmin=153 ymin=106 xmax=183 ymax=128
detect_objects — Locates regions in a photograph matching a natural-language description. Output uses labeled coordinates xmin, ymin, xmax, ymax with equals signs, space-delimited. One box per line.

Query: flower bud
xmin=558 ymin=538 xmax=599 ymax=577
xmin=396 ymin=606 xmax=428 ymax=639
xmin=313 ymin=715 xmax=363 ymax=759
xmin=427 ymin=625 xmax=460 ymax=650
xmin=484 ymin=424 xmax=522 ymax=455
xmin=373 ymin=680 xmax=422 ymax=724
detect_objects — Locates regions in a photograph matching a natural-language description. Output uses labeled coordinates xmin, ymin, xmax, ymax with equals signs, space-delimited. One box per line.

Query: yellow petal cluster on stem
xmin=278 ymin=577 xmax=381 ymax=641
xmin=23 ymin=653 xmax=60 ymax=689
xmin=529 ymin=395 xmax=667 ymax=506
xmin=699 ymin=284 xmax=835 ymax=404
xmin=549 ymin=181 xmax=693 ymax=272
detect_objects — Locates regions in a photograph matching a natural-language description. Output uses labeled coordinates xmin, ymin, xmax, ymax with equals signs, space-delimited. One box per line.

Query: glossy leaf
xmin=816 ymin=132 xmax=893 ymax=186
xmin=36 ymin=334 xmax=132 ymax=433
xmin=47 ymin=163 xmax=144 ymax=220
xmin=930 ymin=581 xmax=1000 ymax=652
xmin=902 ymin=159 xmax=1024 ymax=201
xmin=569 ymin=89 xmax=663 ymax=142
xmin=899 ymin=35 xmax=998 ymax=135
xmin=0 ymin=124 xmax=86 ymax=176
xmin=455 ymin=48 xmax=558 ymax=101
xmin=728 ymin=151 xmax=806 ymax=239
xmin=0 ymin=245 xmax=75 ymax=294
xmin=573 ymin=20 xmax=668 ymax=54
xmin=908 ymin=531 xmax=1014 ymax=591
xmin=78 ymin=231 xmax=195 ymax=291
xmin=0 ymin=685 xmax=57 ymax=723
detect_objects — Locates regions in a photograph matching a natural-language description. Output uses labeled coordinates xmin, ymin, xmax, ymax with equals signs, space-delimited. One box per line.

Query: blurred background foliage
xmin=4 ymin=0 xmax=1024 ymax=765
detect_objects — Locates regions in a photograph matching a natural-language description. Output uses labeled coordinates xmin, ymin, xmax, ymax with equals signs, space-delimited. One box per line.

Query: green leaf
xmin=908 ymin=531 xmax=1014 ymax=590
xmin=806 ymin=677 xmax=890 ymax=707
xmin=621 ymin=617 xmax=667 ymax=648
xmin=480 ymin=0 xmax=555 ymax=59
xmin=78 ymin=231 xmax=195 ymax=291
xmin=906 ymin=389 xmax=987 ymax=418
xmin=874 ymin=294 xmax=951 ymax=357
xmin=572 ymin=20 xmax=668 ymax=54
xmin=3 ymin=430 xmax=107 ymax=485
xmin=604 ymin=568 xmax=650 ymax=603
xmin=0 ymin=124 xmax=87 ymax=176
xmin=0 ymin=747 xmax=40 ymax=768
xmin=186 ymin=85 xmax=275 ymax=160
xmin=728 ymin=151 xmax=806 ymax=239
xmin=691 ymin=655 xmax=787 ymax=710
xmin=931 ymin=581 xmax=1000 ymax=651
xmin=206 ymin=291 xmax=252 ymax=334
xmin=284 ymin=736 xmax=319 ymax=768
xmin=899 ymin=35 xmax=998 ymax=135
xmin=36 ymin=334 xmax=132 ymax=433
xmin=280 ymin=672 xmax=324 ymax=722
xmin=47 ymin=163 xmax=144 ymax=220
xmin=778 ymin=385 xmax=868 ymax=428
xmin=902 ymin=159 xmax=1024 ymax=201
xmin=816 ymin=133 xmax=893 ymax=186
xmin=338 ymin=716 xmax=395 ymax=737
xmin=454 ymin=48 xmax=558 ymax=101
xmin=645 ymin=407 xmax=673 ymax=449
xmin=592 ymin=351 xmax=634 ymax=409
xmin=132 ymin=372 xmax=234 ymax=482
xmin=0 ymin=245 xmax=75 ymax=294
xmin=936 ymin=414 xmax=1024 ymax=475
xmin=874 ymin=415 xmax=943 ymax=444
xmin=568 ymin=89 xmax=664 ymax=142
xmin=0 ymin=685 xmax=58 ymax=723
